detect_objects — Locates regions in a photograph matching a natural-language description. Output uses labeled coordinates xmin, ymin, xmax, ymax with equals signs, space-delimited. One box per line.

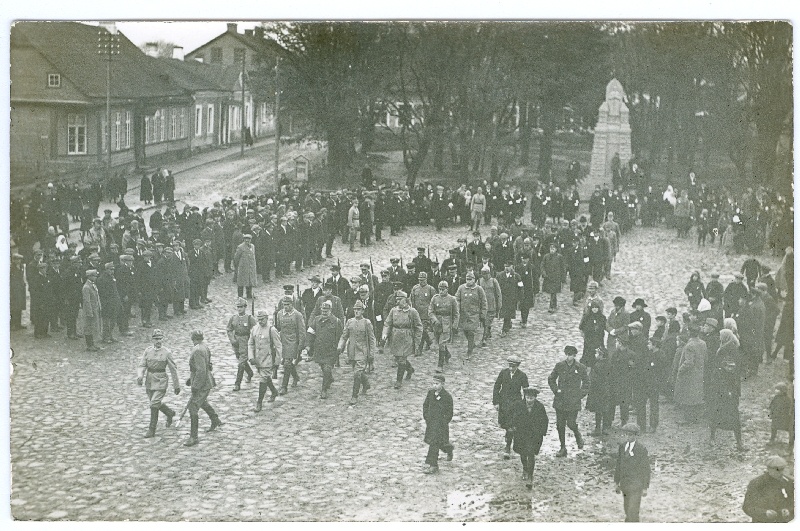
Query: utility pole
xmin=240 ymin=51 xmax=246 ymax=158
xmin=274 ymin=56 xmax=281 ymax=191
xmin=97 ymin=26 xmax=119 ymax=185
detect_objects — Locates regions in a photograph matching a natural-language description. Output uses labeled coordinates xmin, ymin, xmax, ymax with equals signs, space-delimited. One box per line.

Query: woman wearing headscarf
xmin=707 ymin=329 xmax=745 ymax=451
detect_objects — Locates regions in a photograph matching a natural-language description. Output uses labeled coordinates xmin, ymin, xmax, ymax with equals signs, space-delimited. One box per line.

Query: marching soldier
xmin=227 ymin=298 xmax=255 ymax=391
xmin=136 ymin=329 xmax=180 ymax=438
xmin=429 ymin=280 xmax=459 ymax=369
xmin=248 ymin=310 xmax=281 ymax=412
xmin=338 ymin=300 xmax=376 ymax=405
xmin=383 ymin=290 xmax=423 ymax=389
xmin=275 ymin=295 xmax=306 ymax=395
xmin=183 ymin=330 xmax=222 ymax=447
xmin=455 ymin=271 xmax=488 ymax=361
xmin=410 ymin=272 xmax=436 ymax=356
xmin=304 ymin=300 xmax=343 ymax=399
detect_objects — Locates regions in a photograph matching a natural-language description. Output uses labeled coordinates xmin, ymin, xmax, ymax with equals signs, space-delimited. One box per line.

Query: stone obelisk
xmin=583 ymin=79 xmax=632 ymax=200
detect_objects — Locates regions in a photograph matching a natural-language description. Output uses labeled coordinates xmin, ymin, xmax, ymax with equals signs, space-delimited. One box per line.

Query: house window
xmin=179 ymin=108 xmax=186 ymax=138
xmin=47 ymin=73 xmax=61 ymax=88
xmin=159 ymin=109 xmax=167 ymax=142
xmin=170 ymin=108 xmax=177 ymax=140
xmin=153 ymin=110 xmax=163 ymax=143
xmin=233 ymin=48 xmax=245 ymax=64
xmin=101 ymin=117 xmax=107 ymax=153
xmin=210 ymin=47 xmax=222 ymax=64
xmin=123 ymin=111 xmax=131 ymax=149
xmin=67 ymin=114 xmax=87 ymax=154
xmin=195 ymin=105 xmax=203 ymax=136
xmin=207 ymin=104 xmax=214 ymax=136
xmin=114 ymin=112 xmax=121 ymax=151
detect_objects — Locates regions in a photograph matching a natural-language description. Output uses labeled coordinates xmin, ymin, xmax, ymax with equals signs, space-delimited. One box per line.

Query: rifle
xmin=251 ymin=294 xmax=255 ymax=316
xmin=296 ymin=282 xmax=302 ymax=315
xmin=400 ymin=255 xmax=403 ymax=270
xmin=427 ymin=246 xmax=430 ymax=259
xmin=173 ymin=400 xmax=191 ymax=428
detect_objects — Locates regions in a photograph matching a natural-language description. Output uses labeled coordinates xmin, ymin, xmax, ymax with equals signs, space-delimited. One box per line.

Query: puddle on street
xmin=447 ymin=490 xmax=492 ymax=519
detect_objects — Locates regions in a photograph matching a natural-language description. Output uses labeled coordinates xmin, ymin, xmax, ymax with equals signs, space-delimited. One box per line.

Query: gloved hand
xmin=185 ymin=378 xmax=192 ymax=386
xmin=137 ymin=377 xmax=143 ymax=386
xmin=174 ymin=387 xmax=181 ymax=395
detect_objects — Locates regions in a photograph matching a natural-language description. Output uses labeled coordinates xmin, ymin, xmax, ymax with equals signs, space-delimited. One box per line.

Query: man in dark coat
xmin=548 ymin=345 xmax=588 ymax=457
xmin=541 ymin=243 xmax=566 ymax=313
xmin=423 ymin=373 xmax=454 ymax=474
xmin=497 ymin=262 xmax=522 ymax=336
xmin=96 ymin=262 xmax=121 ymax=343
xmin=137 ymin=251 xmax=158 ymax=327
xmin=62 ymin=256 xmax=84 ymax=339
xmin=724 ymin=272 xmax=749 ymax=317
xmin=629 ymin=298 xmax=652 ymax=340
xmin=28 ymin=261 xmax=53 ymax=338
xmin=10 ymin=254 xmax=27 ymax=331
xmin=187 ymin=239 xmax=207 ymax=310
xmin=492 ymin=355 xmax=529 ymax=459
xmin=510 ymin=387 xmax=549 ymax=489
xmin=183 ymin=330 xmax=222 ymax=447
xmin=115 ymin=254 xmax=136 ymax=336
xmin=742 ymin=455 xmax=793 ymax=522
xmin=615 ymin=423 xmax=651 ymax=522
xmin=516 ymin=254 xmax=537 ymax=327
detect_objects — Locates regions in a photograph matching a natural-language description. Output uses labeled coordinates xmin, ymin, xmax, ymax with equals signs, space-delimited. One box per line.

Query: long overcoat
xmin=81 ymin=280 xmax=102 ymax=337
xmin=497 ymin=271 xmax=523 ymax=318
xmin=423 ymin=388 xmax=453 ymax=447
xmin=674 ymin=337 xmax=706 ymax=406
xmin=492 ymin=367 xmax=529 ymax=429
xmin=455 ymin=283 xmax=487 ymax=331
xmin=510 ymin=399 xmax=549 ymax=456
xmin=233 ymin=241 xmax=258 ymax=288
xmin=385 ymin=306 xmax=422 ymax=361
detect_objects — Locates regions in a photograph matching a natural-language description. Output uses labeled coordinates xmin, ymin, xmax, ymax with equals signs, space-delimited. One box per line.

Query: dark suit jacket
xmin=614 ymin=441 xmax=651 ymax=493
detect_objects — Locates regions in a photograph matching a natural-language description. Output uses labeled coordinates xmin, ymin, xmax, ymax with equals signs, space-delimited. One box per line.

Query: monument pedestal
xmin=581 ymin=79 xmax=632 ymax=200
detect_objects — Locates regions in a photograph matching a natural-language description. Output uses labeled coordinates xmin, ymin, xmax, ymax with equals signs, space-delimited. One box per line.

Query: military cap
xmin=330 ymin=264 xmax=341 ymax=271
xmin=152 ymin=329 xmax=164 ymax=339
xmin=417 ymin=247 xmax=426 ymax=252
xmin=564 ymin=345 xmax=578 ymax=356
xmin=256 ymin=309 xmax=269 ymax=317
xmin=766 ymin=455 xmax=788 ymax=469
xmin=141 ymin=250 xmax=154 ymax=258
xmin=438 ymin=280 xmax=449 ymax=289
xmin=282 ymin=284 xmax=295 ymax=292
xmin=358 ymin=284 xmax=370 ymax=293
xmin=242 ymin=233 xmax=252 ymax=239
xmin=235 ymin=297 xmax=248 ymax=307
xmin=587 ymin=280 xmax=599 ymax=289
xmin=481 ymin=266 xmax=491 ymax=273
xmin=705 ymin=318 xmax=719 ymax=329
xmin=613 ymin=296 xmax=626 ymax=306
xmin=418 ymin=272 xmax=428 ymax=279
xmin=281 ymin=295 xmax=294 ymax=304
xmin=433 ymin=373 xmax=445 ymax=383
xmin=390 ymin=257 xmax=400 ymax=263
xmin=448 ymin=263 xmax=458 ymax=270
xmin=321 ymin=300 xmax=333 ymax=308
xmin=380 ymin=269 xmax=391 ymax=276
xmin=120 ymin=254 xmax=134 ymax=261
xmin=360 ymin=262 xmax=370 ymax=268
xmin=308 ymin=275 xmax=322 ymax=284
xmin=395 ymin=290 xmax=408 ymax=298
xmin=465 ymin=270 xmax=475 ymax=278
xmin=85 ymin=269 xmax=99 ymax=277
xmin=457 ymin=237 xmax=467 ymax=243
xmin=353 ymin=300 xmax=365 ymax=310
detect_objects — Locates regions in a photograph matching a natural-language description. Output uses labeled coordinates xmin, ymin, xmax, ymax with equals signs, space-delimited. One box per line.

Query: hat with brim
xmin=622 ymin=423 xmax=640 ymax=434
xmin=613 ymin=296 xmax=626 ymax=306
xmin=523 ymin=387 xmax=539 ymax=397
xmin=507 ymin=355 xmax=521 ymax=365
xmin=633 ymin=298 xmax=647 ymax=308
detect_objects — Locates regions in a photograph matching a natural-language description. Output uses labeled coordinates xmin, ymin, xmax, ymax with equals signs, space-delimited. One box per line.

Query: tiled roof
xmin=148 ymin=57 xmax=241 ymax=92
xmin=11 ymin=21 xmax=189 ymax=101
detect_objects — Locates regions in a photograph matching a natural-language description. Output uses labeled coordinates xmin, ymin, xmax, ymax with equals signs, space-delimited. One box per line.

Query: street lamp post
xmin=97 ymin=26 xmax=120 ymax=187
xmin=274 ymin=56 xmax=281 ymax=191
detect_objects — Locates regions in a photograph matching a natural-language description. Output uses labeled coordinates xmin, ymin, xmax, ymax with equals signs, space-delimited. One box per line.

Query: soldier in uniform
xmin=183 ymin=330 xmax=222 ymax=447
xmin=429 ymin=280 xmax=459 ymax=369
xmin=410 ymin=247 xmax=433 ymax=279
xmin=339 ymin=300 xmax=377 ymax=405
xmin=410 ymin=272 xmax=436 ymax=356
xmin=227 ymin=298 xmax=255 ymax=391
xmin=493 ymin=355 xmax=529 ymax=459
xmin=136 ymin=329 xmax=180 ymax=438
xmin=304 ymin=300 xmax=344 ymax=399
xmin=455 ymin=271 xmax=488 ymax=361
xmin=248 ymin=310 xmax=281 ymax=412
xmin=383 ymin=291 xmax=423 ymax=389
xmin=388 ymin=257 xmax=406 ymax=284
xmin=275 ymin=295 xmax=306 ymax=394
xmin=311 ymin=279 xmax=345 ymax=322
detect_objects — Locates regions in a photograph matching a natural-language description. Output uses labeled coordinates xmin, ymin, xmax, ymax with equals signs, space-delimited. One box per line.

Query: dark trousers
xmin=549 ymin=293 xmax=558 ymax=310
xmin=595 ymin=409 xmax=613 ymax=432
xmin=464 ymin=331 xmax=475 ymax=356
xmin=520 ymin=307 xmax=530 ymax=325
xmin=634 ymin=388 xmax=659 ymax=430
xmin=237 ymin=286 xmax=253 ymax=299
xmin=281 ymin=360 xmax=300 ymax=390
xmin=189 ymin=281 xmax=202 ymax=308
xmin=64 ymin=307 xmax=79 ymax=336
xmin=555 ymin=409 xmax=580 ymax=447
xmin=140 ymin=298 xmax=153 ymax=324
xmin=520 ymin=453 xmax=536 ymax=478
xmin=235 ymin=360 xmax=254 ymax=385
xmin=622 ymin=489 xmax=643 ymax=522
xmin=502 ymin=316 xmax=512 ymax=333
xmin=610 ymin=401 xmax=631 ymax=426
xmin=325 ymin=234 xmax=335 ymax=257
xmin=375 ymin=223 xmax=383 ymax=241
xmin=319 ymin=362 xmax=334 ymax=390
xmin=425 ymin=441 xmax=453 ymax=467
xmin=118 ymin=300 xmax=131 ymax=333
xmin=352 ymin=369 xmax=370 ymax=397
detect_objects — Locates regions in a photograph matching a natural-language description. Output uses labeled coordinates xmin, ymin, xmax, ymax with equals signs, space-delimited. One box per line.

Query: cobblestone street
xmin=9 ymin=216 xmax=791 ymax=521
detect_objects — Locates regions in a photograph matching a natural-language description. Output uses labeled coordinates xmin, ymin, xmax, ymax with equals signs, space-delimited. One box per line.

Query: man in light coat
xmin=248 ymin=310 xmax=282 ymax=412
xmin=429 ymin=280 xmax=460 ymax=369
xmin=183 ymin=330 xmax=222 ymax=446
xmin=455 ymin=271 xmax=488 ymax=361
xmin=338 ymin=300 xmax=377 ymax=405
xmin=82 ymin=269 xmax=102 ymax=352
xmin=233 ymin=233 xmax=257 ymax=299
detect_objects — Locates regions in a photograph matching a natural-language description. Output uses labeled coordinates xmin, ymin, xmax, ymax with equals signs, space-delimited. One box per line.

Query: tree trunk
xmin=519 ymin=101 xmax=532 ymax=166
xmin=538 ymin=102 xmax=556 ymax=183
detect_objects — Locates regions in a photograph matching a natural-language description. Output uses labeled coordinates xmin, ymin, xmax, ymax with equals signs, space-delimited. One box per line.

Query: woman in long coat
xmin=674 ymin=327 xmax=707 ymax=421
xmin=707 ymin=329 xmax=745 ymax=450
xmin=384 ymin=292 xmax=423 ymax=389
xmin=579 ymin=300 xmax=606 ymax=368
xmin=233 ymin=234 xmax=258 ymax=298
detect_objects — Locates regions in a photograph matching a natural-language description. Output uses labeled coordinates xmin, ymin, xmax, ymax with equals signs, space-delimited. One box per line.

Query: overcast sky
xmin=113 ymin=21 xmax=262 ymax=53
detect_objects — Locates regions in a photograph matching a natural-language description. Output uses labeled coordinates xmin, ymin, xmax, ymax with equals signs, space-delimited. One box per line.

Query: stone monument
xmin=583 ymin=78 xmax=632 ymax=200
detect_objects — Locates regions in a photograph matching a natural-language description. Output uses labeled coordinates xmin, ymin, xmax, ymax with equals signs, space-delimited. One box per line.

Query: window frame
xmin=47 ymin=73 xmax=61 ymax=88
xmin=67 ymin=113 xmax=87 ymax=155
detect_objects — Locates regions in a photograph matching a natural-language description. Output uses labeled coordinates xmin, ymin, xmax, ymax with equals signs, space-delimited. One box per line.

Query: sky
xmin=114 ymin=21 xmax=262 ymax=53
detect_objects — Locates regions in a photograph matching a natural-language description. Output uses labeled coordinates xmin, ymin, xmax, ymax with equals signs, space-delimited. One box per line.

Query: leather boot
xmin=255 ymin=382 xmax=268 ymax=412
xmin=183 ymin=414 xmax=199 ymax=446
xmin=205 ymin=408 xmax=223 ymax=432
xmin=405 ymin=363 xmax=415 ymax=380
xmin=144 ymin=407 xmax=159 ymax=438
xmin=160 ymin=404 xmax=175 ymax=427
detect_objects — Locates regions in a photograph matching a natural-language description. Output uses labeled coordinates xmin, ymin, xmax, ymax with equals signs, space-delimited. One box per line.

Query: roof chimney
xmin=145 ymin=42 xmax=159 ymax=57
xmin=254 ymin=26 xmax=265 ymax=40
xmin=172 ymin=46 xmax=184 ymax=61
xmin=227 ymin=23 xmax=238 ymax=34
xmin=244 ymin=29 xmax=254 ymax=37
xmin=98 ymin=21 xmax=118 ymax=35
